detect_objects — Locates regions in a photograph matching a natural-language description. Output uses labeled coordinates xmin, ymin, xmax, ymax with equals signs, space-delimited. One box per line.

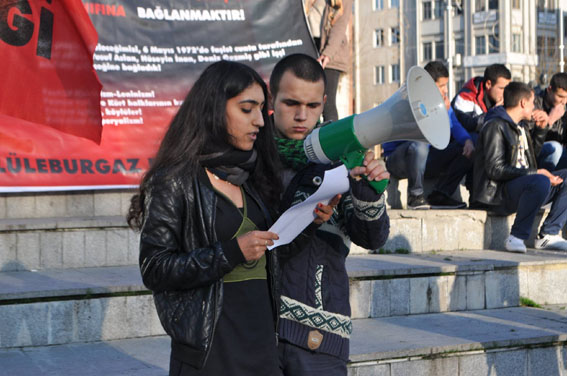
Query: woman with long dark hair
xmin=127 ymin=61 xmax=285 ymax=375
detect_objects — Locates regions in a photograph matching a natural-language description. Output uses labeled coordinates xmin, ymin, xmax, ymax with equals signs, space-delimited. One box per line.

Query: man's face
xmin=435 ymin=76 xmax=449 ymax=99
xmin=547 ymin=87 xmax=567 ymax=107
xmin=485 ymin=77 xmax=510 ymax=104
xmin=272 ymin=71 xmax=326 ymax=140
xmin=523 ymin=92 xmax=535 ymax=121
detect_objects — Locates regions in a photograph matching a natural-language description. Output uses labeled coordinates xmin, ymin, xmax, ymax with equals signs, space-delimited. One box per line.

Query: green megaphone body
xmin=303 ymin=66 xmax=451 ymax=193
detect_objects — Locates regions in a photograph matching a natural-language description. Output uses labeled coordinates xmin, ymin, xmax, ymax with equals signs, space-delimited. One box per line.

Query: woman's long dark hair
xmin=128 ymin=61 xmax=282 ymax=230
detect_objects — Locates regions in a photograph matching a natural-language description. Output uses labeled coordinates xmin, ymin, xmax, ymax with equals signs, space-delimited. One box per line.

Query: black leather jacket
xmin=473 ymin=107 xmax=546 ymax=206
xmin=139 ymin=168 xmax=282 ymax=368
xmin=534 ymin=91 xmax=567 ymax=145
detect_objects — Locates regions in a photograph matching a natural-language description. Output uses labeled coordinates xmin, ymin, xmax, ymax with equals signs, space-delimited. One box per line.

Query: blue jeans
xmin=426 ymin=141 xmax=474 ymax=197
xmin=503 ymin=169 xmax=567 ymax=239
xmin=385 ymin=140 xmax=474 ymax=198
xmin=537 ymin=141 xmax=565 ymax=171
xmin=385 ymin=141 xmax=429 ymax=196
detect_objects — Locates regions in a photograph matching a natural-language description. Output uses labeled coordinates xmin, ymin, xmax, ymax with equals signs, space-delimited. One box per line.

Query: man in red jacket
xmin=452 ymin=64 xmax=511 ymax=134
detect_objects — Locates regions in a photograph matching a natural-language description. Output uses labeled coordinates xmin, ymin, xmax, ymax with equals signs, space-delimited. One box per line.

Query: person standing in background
xmin=304 ymin=0 xmax=352 ymax=121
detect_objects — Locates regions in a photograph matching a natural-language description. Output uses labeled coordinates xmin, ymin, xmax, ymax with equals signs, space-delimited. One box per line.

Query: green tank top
xmin=222 ymin=187 xmax=267 ymax=283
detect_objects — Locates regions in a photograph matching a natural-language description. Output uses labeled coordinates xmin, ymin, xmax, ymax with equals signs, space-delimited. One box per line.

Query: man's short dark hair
xmin=549 ymin=72 xmax=567 ymax=92
xmin=269 ymin=54 xmax=326 ymax=99
xmin=424 ymin=61 xmax=448 ymax=82
xmin=504 ymin=81 xmax=533 ymax=109
xmin=484 ymin=64 xmax=511 ymax=85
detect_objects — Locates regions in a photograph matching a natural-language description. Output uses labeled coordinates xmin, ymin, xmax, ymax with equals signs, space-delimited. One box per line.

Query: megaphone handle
xmin=340 ymin=150 xmax=389 ymax=194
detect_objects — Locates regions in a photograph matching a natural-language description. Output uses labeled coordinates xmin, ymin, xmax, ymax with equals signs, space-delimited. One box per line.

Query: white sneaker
xmin=534 ymin=234 xmax=567 ymax=251
xmin=505 ymin=234 xmax=527 ymax=253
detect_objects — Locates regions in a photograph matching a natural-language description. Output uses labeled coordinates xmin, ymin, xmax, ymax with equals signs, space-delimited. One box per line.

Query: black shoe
xmin=407 ymin=194 xmax=429 ymax=209
xmin=427 ymin=191 xmax=466 ymax=209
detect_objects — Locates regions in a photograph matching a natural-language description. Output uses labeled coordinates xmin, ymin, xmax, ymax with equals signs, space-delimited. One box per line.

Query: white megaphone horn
xmin=303 ymin=65 xmax=450 ymax=192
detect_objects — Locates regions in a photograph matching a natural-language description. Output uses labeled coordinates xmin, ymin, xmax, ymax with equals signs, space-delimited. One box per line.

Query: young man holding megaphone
xmin=270 ymin=53 xmax=391 ymax=375
xmin=270 ymin=53 xmax=451 ymax=374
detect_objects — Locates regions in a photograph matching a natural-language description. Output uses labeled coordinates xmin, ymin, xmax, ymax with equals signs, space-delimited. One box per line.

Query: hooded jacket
xmin=452 ymin=76 xmax=495 ymax=133
xmin=473 ymin=106 xmax=546 ymax=206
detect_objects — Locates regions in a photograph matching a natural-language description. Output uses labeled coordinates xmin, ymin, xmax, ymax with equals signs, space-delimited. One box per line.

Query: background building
xmin=354 ymin=0 xmax=567 ymax=113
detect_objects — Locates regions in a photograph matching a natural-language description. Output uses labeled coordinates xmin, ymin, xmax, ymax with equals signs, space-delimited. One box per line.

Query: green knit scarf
xmin=275 ymin=136 xmax=309 ymax=171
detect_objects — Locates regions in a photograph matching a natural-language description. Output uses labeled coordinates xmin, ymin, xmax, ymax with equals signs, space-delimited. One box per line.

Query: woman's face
xmin=225 ymin=83 xmax=265 ymax=151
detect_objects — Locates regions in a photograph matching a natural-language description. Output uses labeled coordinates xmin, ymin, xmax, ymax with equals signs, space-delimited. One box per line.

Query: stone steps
xmin=0 ymin=216 xmax=138 ymax=271
xmin=0 ymin=188 xmax=552 ymax=252
xmin=2 ymin=190 xmax=567 ymax=374
xmin=372 ymin=209 xmax=549 ymax=255
xmin=0 ymin=208 xmax=551 ymax=272
xmin=2 ymin=251 xmax=567 ymax=349
xmin=348 ymin=305 xmax=567 ymax=375
xmin=0 ymin=266 xmax=162 ymax=349
xmin=0 ymin=190 xmax=133 ymax=219
xmin=1 ymin=306 xmax=566 ymax=376
xmin=349 ymin=250 xmax=567 ymax=318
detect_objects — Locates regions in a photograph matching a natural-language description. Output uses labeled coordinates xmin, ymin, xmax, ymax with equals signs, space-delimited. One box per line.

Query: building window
xmin=536 ymin=36 xmax=557 ymax=58
xmin=456 ymin=79 xmax=465 ymax=92
xmin=374 ymin=29 xmax=384 ymax=47
xmin=488 ymin=0 xmax=498 ymax=9
xmin=435 ymin=40 xmax=444 ymax=59
xmin=512 ymin=0 xmax=521 ymax=9
xmin=537 ymin=36 xmax=545 ymax=55
xmin=391 ymin=64 xmax=400 ymax=83
xmin=423 ymin=42 xmax=432 ymax=61
xmin=476 ymin=35 xmax=486 ymax=55
xmin=375 ymin=0 xmax=384 ymax=10
xmin=423 ymin=1 xmax=432 ymax=20
xmin=390 ymin=0 xmax=399 ymax=7
xmin=512 ymin=33 xmax=522 ymax=53
xmin=488 ymin=34 xmax=499 ymax=53
xmin=455 ymin=38 xmax=465 ymax=55
xmin=548 ymin=37 xmax=556 ymax=57
xmin=391 ymin=27 xmax=400 ymax=45
xmin=434 ymin=0 xmax=444 ymax=18
xmin=375 ymin=66 xmax=385 ymax=84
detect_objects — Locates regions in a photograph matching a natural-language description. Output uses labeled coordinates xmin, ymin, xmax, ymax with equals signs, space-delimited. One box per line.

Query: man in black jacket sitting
xmin=474 ymin=81 xmax=567 ymax=252
xmin=533 ymin=72 xmax=567 ymax=171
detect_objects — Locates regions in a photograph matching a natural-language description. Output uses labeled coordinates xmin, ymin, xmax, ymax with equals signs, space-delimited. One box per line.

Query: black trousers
xmin=278 ymin=341 xmax=346 ymax=376
xmin=323 ymin=68 xmax=341 ymax=122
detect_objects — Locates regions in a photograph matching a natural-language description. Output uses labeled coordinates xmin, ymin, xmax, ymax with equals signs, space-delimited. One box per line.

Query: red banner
xmin=0 ymin=0 xmax=102 ymax=143
xmin=0 ymin=0 xmax=317 ymax=192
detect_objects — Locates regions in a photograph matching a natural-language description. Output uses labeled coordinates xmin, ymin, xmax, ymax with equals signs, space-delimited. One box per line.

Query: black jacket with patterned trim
xmin=277 ymin=162 xmax=390 ymax=361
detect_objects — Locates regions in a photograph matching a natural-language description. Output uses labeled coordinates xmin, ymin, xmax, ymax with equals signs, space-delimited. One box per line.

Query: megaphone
xmin=303 ymin=65 xmax=450 ymax=193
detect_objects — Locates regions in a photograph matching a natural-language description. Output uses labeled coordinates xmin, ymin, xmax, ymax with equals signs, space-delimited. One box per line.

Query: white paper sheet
xmin=268 ymin=165 xmax=350 ymax=249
